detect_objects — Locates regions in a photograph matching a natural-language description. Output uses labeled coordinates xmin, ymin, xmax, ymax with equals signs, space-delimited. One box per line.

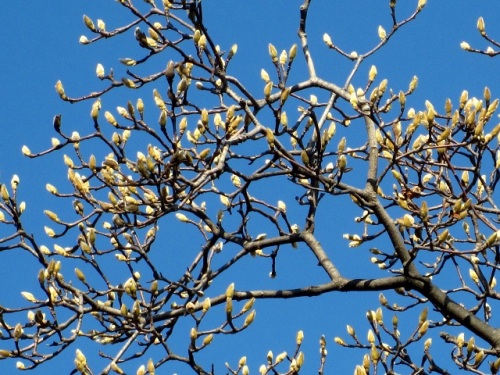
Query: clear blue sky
xmin=0 ymin=1 xmax=499 ymax=374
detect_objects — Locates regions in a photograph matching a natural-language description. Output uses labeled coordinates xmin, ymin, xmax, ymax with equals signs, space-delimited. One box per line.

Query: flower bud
xmin=477 ymin=17 xmax=485 ymax=35
xmin=377 ymin=25 xmax=386 ymax=40
xmin=244 ymin=310 xmax=256 ymax=326
xmin=418 ymin=320 xmax=429 ymax=337
xmin=296 ymin=330 xmax=304 ymax=344
xmin=323 ymin=33 xmax=333 ymax=47
xmin=268 ymin=43 xmax=278 ymax=62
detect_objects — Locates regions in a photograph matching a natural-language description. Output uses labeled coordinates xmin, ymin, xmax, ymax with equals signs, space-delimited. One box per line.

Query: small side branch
xmin=298 ymin=0 xmax=317 ymax=79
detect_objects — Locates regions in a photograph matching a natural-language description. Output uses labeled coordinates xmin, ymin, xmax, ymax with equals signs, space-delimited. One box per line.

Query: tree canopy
xmin=1 ymin=1 xmax=500 ymax=374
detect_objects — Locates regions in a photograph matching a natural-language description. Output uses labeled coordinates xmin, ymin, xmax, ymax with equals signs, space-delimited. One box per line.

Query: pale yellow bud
xmin=244 ymin=310 xmax=256 ymax=326
xmin=347 ymin=325 xmax=355 ymax=337
xmin=370 ymin=344 xmax=380 ymax=364
xmin=175 ymin=213 xmax=190 ymax=223
xmin=477 ymin=17 xmax=485 ymax=35
xmin=486 ymin=231 xmax=498 ymax=247
xmin=474 ymin=350 xmax=484 ymax=365
xmin=418 ymin=320 xmax=429 ymax=337
xmin=417 ymin=0 xmax=427 ymax=11
xmin=295 ymin=330 xmax=304 ymax=345
xmin=268 ymin=43 xmax=278 ymax=62
xmin=368 ymin=65 xmax=377 ymax=81
xmin=409 ymin=75 xmax=418 ymax=93
xmin=21 ymin=145 xmax=31 ymax=156
xmin=323 ymin=33 xmax=333 ymax=47
xmin=75 ymin=349 xmax=87 ymax=366
xmin=355 ymin=365 xmax=367 ymax=375
xmin=13 ymin=323 xmax=24 ymax=340
xmin=469 ymin=268 xmax=479 ymax=283
xmin=277 ymin=200 xmax=286 ymax=213
xmin=238 ymin=356 xmax=247 ymax=368
xmin=136 ymin=364 xmax=146 ymax=375
xmin=467 ymin=336 xmax=475 ymax=354
xmin=289 ymin=44 xmax=297 ymax=60
xmin=79 ymin=35 xmax=89 ymax=44
xmin=202 ymin=298 xmax=211 ymax=312
xmin=367 ymin=329 xmax=375 ymax=344
xmin=437 ymin=229 xmax=449 ymax=244
xmin=55 ymin=80 xmax=67 ymax=100
xmin=275 ymin=352 xmax=287 ymax=363
xmin=279 ymin=50 xmax=287 ymax=66
xmin=424 ymin=338 xmax=432 ymax=350
xmin=377 ymin=25 xmax=386 ymax=40
xmin=21 ymin=292 xmax=36 ymax=303
xmin=96 ymin=63 xmax=105 ymax=78
xmin=260 ymin=68 xmax=270 ymax=83
xmin=460 ymin=41 xmax=471 ymax=50
xmin=75 ymin=268 xmax=86 ymax=283
xmin=203 ymin=334 xmax=213 ymax=346
xmin=44 ymin=226 xmax=56 ymax=237
xmin=225 ymin=282 xmax=235 ymax=299
xmin=241 ymin=297 xmax=255 ymax=313
xmin=197 ymin=34 xmax=207 ymax=50
xmin=264 ymin=81 xmax=273 ymax=98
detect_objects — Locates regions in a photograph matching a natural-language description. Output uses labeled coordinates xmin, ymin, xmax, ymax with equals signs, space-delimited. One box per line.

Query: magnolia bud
xmin=268 ymin=43 xmax=278 ymax=62
xmin=323 ymin=33 xmax=333 ymax=47
xmin=477 ymin=17 xmax=485 ymax=35
xmin=377 ymin=25 xmax=386 ymax=40
xmin=460 ymin=41 xmax=471 ymax=50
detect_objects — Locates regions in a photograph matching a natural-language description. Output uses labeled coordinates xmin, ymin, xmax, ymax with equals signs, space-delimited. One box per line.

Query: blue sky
xmin=0 ymin=1 xmax=499 ymax=374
